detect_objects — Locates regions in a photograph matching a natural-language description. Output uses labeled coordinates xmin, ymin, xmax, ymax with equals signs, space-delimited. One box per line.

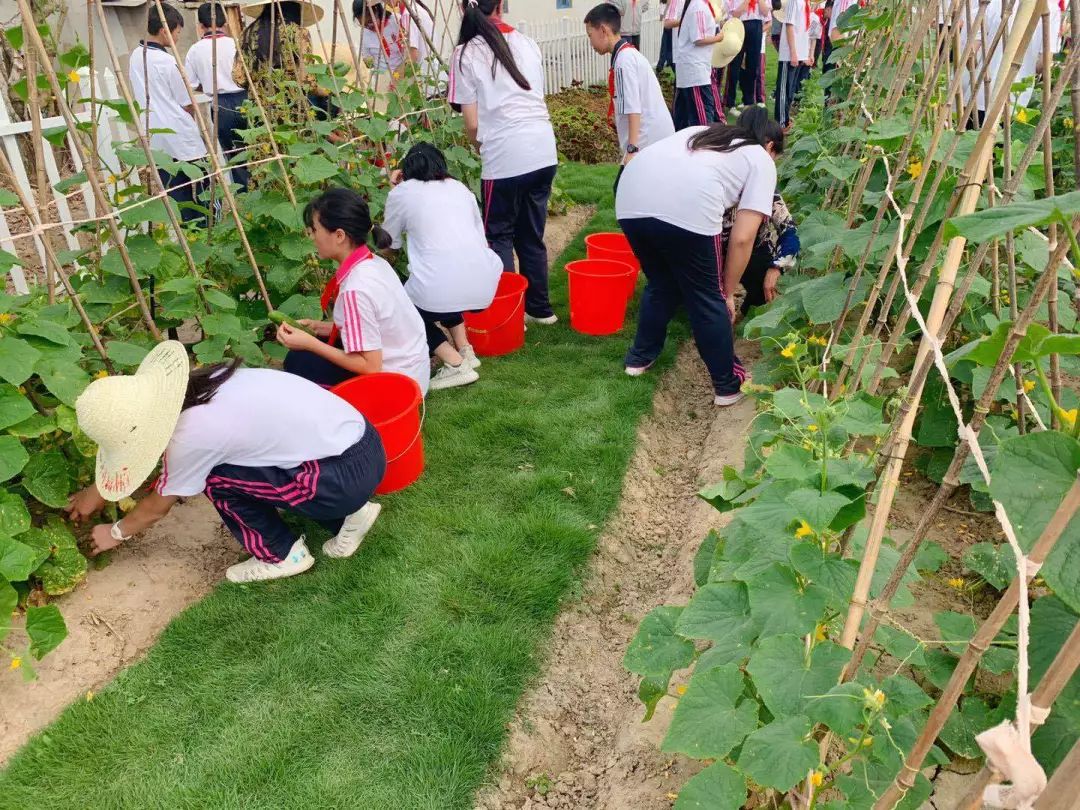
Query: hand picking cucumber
xmin=268 ymin=310 xmax=309 ymax=332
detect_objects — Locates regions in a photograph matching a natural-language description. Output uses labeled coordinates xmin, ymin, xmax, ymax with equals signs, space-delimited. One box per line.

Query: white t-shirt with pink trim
xmin=334 ymin=253 xmax=430 ymax=394
xmin=155 ymin=368 xmax=367 ymax=497
xmin=779 ymin=0 xmax=812 ymax=62
xmin=447 ymin=29 xmax=557 ymax=180
xmin=675 ymin=0 xmax=717 ymax=88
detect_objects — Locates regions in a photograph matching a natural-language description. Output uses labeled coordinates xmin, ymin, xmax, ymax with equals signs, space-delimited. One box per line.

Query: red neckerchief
xmin=321 ymin=245 xmax=373 ymax=347
xmin=748 ymin=0 xmax=757 ymax=13
xmin=1059 ymin=0 xmax=1065 ymax=11
xmin=804 ymin=0 xmax=811 ymax=28
xmin=492 ymin=16 xmax=515 ymax=33
xmin=607 ymin=39 xmax=635 ymax=123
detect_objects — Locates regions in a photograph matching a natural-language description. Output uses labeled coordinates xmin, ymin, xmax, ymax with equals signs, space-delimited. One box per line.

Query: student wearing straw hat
xmin=583 ymin=3 xmax=674 ymax=172
xmin=448 ymin=0 xmax=560 ymax=325
xmin=65 ymin=342 xmax=387 ymax=583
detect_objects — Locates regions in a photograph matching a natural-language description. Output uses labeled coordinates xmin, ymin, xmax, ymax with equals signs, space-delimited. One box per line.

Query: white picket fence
xmin=520 ymin=14 xmax=664 ymax=94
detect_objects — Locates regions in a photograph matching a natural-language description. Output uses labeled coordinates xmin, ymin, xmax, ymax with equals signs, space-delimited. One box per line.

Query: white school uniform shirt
xmin=335 ymin=251 xmax=431 ymax=395
xmin=778 ymin=0 xmax=812 ymax=62
xmin=726 ymin=0 xmax=771 ymax=23
xmin=155 ymin=368 xmax=367 ymax=497
xmin=615 ymin=0 xmax=652 ymax=35
xmin=615 ymin=127 xmax=777 ymax=235
xmin=128 ymin=43 xmax=207 ymax=162
xmin=612 ymin=43 xmax=676 ymax=151
xmin=675 ymin=0 xmax=718 ymax=88
xmin=448 ymin=27 xmax=558 ymax=180
xmin=1013 ymin=2 xmax=1064 ymax=108
xmin=959 ymin=0 xmax=1003 ymax=112
xmin=184 ymin=34 xmax=244 ymax=94
xmin=381 ymin=178 xmax=503 ymax=312
xmin=829 ymin=0 xmax=858 ymax=38
xmin=360 ymin=20 xmax=406 ymax=73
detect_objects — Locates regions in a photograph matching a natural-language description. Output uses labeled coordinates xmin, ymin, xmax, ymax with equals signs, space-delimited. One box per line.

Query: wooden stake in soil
xmin=24 ymin=44 xmax=54 ymax=302
xmin=15 ymin=0 xmax=161 ymax=340
xmin=873 ymin=472 xmax=1080 ymax=809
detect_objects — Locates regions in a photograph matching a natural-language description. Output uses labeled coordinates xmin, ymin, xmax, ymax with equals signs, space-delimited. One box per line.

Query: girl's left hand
xmin=764 ymin=267 xmax=782 ymax=302
xmin=276 ymin=323 xmax=320 ymax=351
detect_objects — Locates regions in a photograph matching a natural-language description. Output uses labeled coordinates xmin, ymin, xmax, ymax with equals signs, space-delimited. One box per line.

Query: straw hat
xmin=712 ymin=17 xmax=746 ymax=68
xmin=773 ymin=0 xmax=793 ymax=24
xmin=76 ymin=341 xmax=190 ymax=501
xmin=242 ymin=0 xmax=325 ymax=27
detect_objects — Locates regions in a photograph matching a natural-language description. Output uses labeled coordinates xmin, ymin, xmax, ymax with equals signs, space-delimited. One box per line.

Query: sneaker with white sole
xmin=714 ymin=391 xmax=746 ymax=407
xmin=430 ymin=362 xmax=479 ymax=391
xmin=525 ymin=313 xmax=558 ymax=325
xmin=625 ymin=360 xmax=655 ymax=377
xmin=323 ymin=501 xmax=381 ymax=558
xmin=226 ymin=537 xmax=314 ymax=583
xmin=461 ymin=345 xmax=481 ymax=370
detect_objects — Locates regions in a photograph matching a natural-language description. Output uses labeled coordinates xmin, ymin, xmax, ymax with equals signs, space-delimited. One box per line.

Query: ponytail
xmin=304 ymin=187 xmax=390 ymax=251
xmin=687 ymin=106 xmax=786 ymax=156
xmin=457 ymin=0 xmax=531 ymax=91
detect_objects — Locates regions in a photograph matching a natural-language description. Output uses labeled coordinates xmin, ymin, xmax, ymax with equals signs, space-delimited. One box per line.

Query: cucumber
xmin=268 ymin=310 xmax=309 ymax=332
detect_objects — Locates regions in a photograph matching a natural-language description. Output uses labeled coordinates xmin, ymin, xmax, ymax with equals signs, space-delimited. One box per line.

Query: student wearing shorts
xmin=382 ymin=143 xmax=502 ymax=390
xmin=277 ymin=188 xmax=430 ymax=395
xmin=448 ymin=0 xmax=560 ymax=325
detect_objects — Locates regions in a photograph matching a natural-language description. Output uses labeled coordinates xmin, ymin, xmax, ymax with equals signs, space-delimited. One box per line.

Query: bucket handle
xmin=384 ymin=396 xmax=426 ymax=465
xmin=464 ymin=294 xmax=526 ymax=336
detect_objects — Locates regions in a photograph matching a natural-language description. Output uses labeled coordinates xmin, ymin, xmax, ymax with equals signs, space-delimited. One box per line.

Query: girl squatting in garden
xmin=66 ymin=342 xmax=387 ymax=583
xmin=615 ymin=107 xmax=784 ymax=405
xmin=448 ymin=0 xmax=560 ymax=325
xmin=383 ymin=142 xmax=503 ymax=391
xmin=276 ymin=188 xmax=431 ymax=395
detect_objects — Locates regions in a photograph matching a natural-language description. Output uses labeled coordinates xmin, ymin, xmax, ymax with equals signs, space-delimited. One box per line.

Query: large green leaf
xmin=663 ymin=665 xmax=758 ymax=759
xmin=293 ymin=154 xmax=340 ymax=184
xmin=15 ymin=318 xmax=73 ymax=346
xmin=943 ymin=189 xmax=1080 ymax=242
xmin=747 ymin=635 xmax=849 ymax=717
xmin=0 ymin=337 xmax=41 ymax=385
xmin=0 ymin=534 xmax=46 ymax=581
xmin=764 ymin=444 xmax=816 ymax=481
xmin=939 ymin=696 xmax=996 ymax=759
xmin=798 ymin=272 xmax=857 ymax=325
xmin=785 ymin=488 xmax=852 ymax=533
xmin=952 ymin=321 xmax=1080 ymax=368
xmin=0 ymin=489 xmax=30 ymax=536
xmin=623 ymin=606 xmax=695 ymax=680
xmin=963 ymin=542 xmax=1017 ymax=590
xmin=26 ymin=603 xmax=66 ymax=659
xmin=0 ymin=385 xmax=34 ymax=432
xmin=106 ymin=340 xmax=150 ymax=368
xmin=674 ymin=762 xmax=747 ymax=810
xmin=0 ymin=435 xmax=29 ymax=483
xmin=35 ymin=358 xmax=91 ymax=407
xmin=805 ymin=681 xmax=866 ymax=738
xmin=989 ymin=432 xmax=1080 ymax=612
xmin=736 ymin=716 xmax=818 ymax=791
xmin=789 ymin=542 xmax=858 ymax=606
xmin=692 ymin=531 xmax=719 ymax=587
xmin=0 ymin=578 xmax=16 ymax=643
xmin=21 ymin=450 xmax=72 ymax=508
xmin=38 ymin=545 xmax=87 ymax=596
xmin=746 ymin=563 xmax=830 ymax=638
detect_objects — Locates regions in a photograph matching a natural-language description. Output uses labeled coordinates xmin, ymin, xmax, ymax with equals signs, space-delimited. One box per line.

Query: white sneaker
xmin=430 ymin=362 xmax=480 ymax=391
xmin=525 ymin=313 xmax=559 ymax=325
xmin=625 ymin=360 xmax=655 ymax=377
xmin=226 ymin=537 xmax=314 ymax=583
xmin=461 ymin=345 xmax=481 ymax=370
xmin=323 ymin=501 xmax=381 ymax=558
xmin=714 ymin=391 xmax=746 ymax=407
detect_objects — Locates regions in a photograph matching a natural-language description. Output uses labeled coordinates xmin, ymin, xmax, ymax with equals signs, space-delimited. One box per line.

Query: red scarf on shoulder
xmin=321 ymin=245 xmax=373 ymax=347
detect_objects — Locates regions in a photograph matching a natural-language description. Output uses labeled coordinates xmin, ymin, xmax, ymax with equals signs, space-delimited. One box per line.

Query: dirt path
xmin=476 ymin=341 xmax=761 ymax=810
xmin=0 ymin=207 xmax=594 ymax=766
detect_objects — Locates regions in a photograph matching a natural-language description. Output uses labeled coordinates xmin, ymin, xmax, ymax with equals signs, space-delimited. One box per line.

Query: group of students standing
xmin=82 ymin=0 xmax=802 ymax=584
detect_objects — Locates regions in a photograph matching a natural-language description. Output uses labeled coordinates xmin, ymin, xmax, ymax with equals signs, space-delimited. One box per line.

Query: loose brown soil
xmin=0 ymin=207 xmax=594 ymax=765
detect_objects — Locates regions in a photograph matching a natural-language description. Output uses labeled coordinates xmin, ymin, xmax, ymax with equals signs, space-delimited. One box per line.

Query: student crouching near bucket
xmin=66 ymin=342 xmax=387 ymax=583
xmin=448 ymin=0 xmax=560 ymax=325
xmin=277 ymin=188 xmax=431 ymax=395
xmin=615 ymin=107 xmax=784 ymax=406
xmin=382 ymin=142 xmax=502 ymax=391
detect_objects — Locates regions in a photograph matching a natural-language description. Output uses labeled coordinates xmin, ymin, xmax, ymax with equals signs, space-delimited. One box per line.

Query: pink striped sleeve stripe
xmin=341 ymin=292 xmax=365 ymax=353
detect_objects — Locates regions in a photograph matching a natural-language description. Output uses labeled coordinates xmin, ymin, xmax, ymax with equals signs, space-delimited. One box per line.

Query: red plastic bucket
xmin=585 ymin=232 xmax=640 ymax=296
xmin=463 ymin=271 xmax=529 ymax=356
xmin=331 ymin=372 xmax=424 ymax=495
xmin=566 ymin=259 xmax=637 ymax=336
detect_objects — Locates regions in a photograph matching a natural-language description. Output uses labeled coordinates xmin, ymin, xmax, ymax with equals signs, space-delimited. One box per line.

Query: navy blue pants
xmin=774 ymin=61 xmax=810 ymax=127
xmin=672 ymin=81 xmax=723 ymax=130
xmin=205 ymin=428 xmax=386 ymax=562
xmin=159 ymin=165 xmax=210 ymax=226
xmin=620 ymin=216 xmax=746 ymax=396
xmin=284 ymin=346 xmax=353 ymax=388
xmin=724 ymin=19 xmax=764 ymax=107
xmin=415 ymin=306 xmax=471 ymax=355
xmin=215 ymin=90 xmax=250 ymax=192
xmin=657 ymin=29 xmax=675 ymax=72
xmin=481 ymin=164 xmax=557 ymax=319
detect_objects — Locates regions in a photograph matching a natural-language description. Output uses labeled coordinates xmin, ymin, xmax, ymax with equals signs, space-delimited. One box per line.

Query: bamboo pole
xmin=15 ymin=0 xmax=161 ymax=340
xmin=24 ymin=43 xmax=54 ymax=302
xmin=89 ymin=0 xmax=209 ymax=310
xmin=1072 ymin=0 xmax=1080 ymax=188
xmin=1040 ymin=7 xmax=1061 ymax=427
xmin=148 ymin=0 xmax=273 ymax=312
xmin=1033 ymin=737 xmax=1080 ymax=810
xmin=843 ymin=217 xmax=1079 ymax=681
xmin=958 ymin=619 xmax=1080 ymax=810
xmin=873 ymin=473 xmax=1080 ymax=808
xmin=0 ymin=148 xmax=111 ymax=368
xmin=838 ymin=0 xmax=1041 ymax=655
